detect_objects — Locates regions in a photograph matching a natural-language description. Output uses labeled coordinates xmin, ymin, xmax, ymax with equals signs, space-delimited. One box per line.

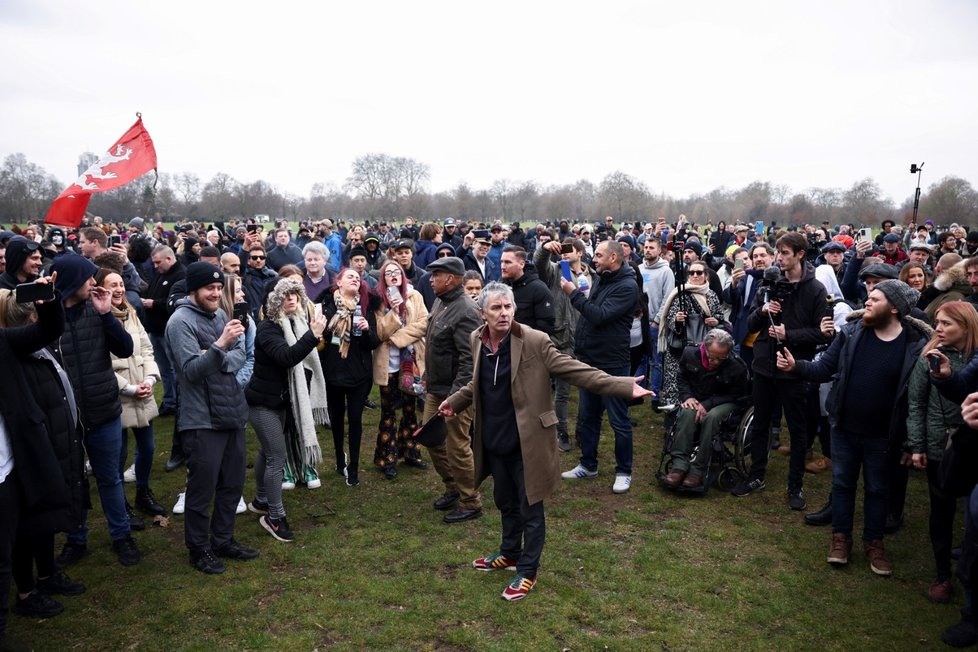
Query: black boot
xmin=804 ymin=498 xmax=832 ymax=526
xmin=125 ymin=500 xmax=145 ymax=531
xmin=135 ymin=487 xmax=168 ymax=516
xmin=165 ymin=427 xmax=185 ymax=472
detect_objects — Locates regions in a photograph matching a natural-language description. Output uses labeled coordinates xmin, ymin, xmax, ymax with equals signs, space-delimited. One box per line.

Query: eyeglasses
xmin=688 ymin=270 xmax=705 ymax=276
xmin=250 ymin=255 xmax=266 ymax=260
xmin=384 ymin=270 xmax=402 ymax=277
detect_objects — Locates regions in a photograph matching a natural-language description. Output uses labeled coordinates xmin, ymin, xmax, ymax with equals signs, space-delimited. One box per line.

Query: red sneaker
xmin=472 ymin=553 xmax=518 ymax=572
xmin=501 ymin=575 xmax=536 ymax=601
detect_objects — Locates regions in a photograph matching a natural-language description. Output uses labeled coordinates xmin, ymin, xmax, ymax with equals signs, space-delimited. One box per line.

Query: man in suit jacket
xmin=440 ymin=282 xmax=650 ymax=601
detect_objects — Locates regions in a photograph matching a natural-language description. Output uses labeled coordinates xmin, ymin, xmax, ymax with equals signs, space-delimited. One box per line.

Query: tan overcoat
xmin=447 ymin=322 xmax=634 ymax=505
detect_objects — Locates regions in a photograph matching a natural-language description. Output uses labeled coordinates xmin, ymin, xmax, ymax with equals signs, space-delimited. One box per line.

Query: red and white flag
xmin=44 ymin=117 xmax=158 ymax=228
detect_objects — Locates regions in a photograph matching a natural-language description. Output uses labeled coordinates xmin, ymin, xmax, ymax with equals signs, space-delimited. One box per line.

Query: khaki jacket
xmin=447 ymin=322 xmax=634 ymax=505
xmin=372 ymin=289 xmax=428 ymax=386
xmin=112 ymin=306 xmax=160 ymax=429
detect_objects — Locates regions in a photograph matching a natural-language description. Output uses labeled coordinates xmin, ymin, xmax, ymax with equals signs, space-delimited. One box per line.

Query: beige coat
xmin=447 ymin=322 xmax=634 ymax=505
xmin=112 ymin=306 xmax=160 ymax=429
xmin=372 ymin=289 xmax=429 ymax=386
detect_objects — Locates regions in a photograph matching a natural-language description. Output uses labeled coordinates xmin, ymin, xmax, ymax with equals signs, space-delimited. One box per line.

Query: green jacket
xmin=906 ymin=348 xmax=970 ymax=460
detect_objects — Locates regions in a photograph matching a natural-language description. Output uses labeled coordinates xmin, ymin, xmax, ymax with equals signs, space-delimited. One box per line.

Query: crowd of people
xmin=1 ymin=213 xmax=978 ymax=646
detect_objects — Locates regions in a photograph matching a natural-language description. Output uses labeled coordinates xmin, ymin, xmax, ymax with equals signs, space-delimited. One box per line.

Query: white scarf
xmin=280 ymin=312 xmax=329 ymax=466
xmin=656 ymin=283 xmax=713 ymax=352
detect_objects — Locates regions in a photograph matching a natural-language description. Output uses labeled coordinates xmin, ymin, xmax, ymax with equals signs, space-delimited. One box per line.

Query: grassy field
xmin=6 ymin=390 xmax=961 ymax=651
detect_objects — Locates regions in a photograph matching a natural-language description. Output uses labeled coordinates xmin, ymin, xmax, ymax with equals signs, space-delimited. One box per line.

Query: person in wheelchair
xmin=663 ymin=329 xmax=750 ymax=491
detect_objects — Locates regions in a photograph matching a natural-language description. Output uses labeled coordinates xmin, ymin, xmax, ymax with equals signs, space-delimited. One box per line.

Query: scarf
xmin=280 ymin=312 xmax=329 ymax=466
xmin=327 ymin=290 xmax=358 ymax=359
xmin=657 ymin=283 xmax=713 ymax=353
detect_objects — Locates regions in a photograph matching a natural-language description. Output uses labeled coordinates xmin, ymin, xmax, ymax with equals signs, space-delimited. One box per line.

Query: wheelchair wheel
xmin=715 ymin=466 xmax=740 ymax=492
xmin=733 ymin=406 xmax=758 ymax=477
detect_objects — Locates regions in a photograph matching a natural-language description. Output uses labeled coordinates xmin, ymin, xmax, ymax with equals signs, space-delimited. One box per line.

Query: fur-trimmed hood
xmin=933 ymin=259 xmax=972 ymax=293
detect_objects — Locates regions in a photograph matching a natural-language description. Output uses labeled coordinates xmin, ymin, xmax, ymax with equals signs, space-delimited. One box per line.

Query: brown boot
xmin=864 ymin=539 xmax=893 ymax=576
xmin=827 ymin=533 xmax=851 ymax=566
xmin=663 ymin=470 xmax=686 ymax=488
xmin=805 ymin=456 xmax=832 ymax=474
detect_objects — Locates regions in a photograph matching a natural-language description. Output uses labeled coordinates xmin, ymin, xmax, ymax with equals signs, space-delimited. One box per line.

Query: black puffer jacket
xmin=55 ymin=302 xmax=134 ymax=428
xmin=1 ymin=297 xmax=87 ymax=534
xmin=144 ymin=260 xmax=185 ymax=335
xmin=676 ymin=345 xmax=751 ymax=410
xmin=570 ymin=263 xmax=639 ymax=371
xmin=508 ymin=267 xmax=556 ymax=335
xmin=246 ymin=318 xmax=321 ymax=409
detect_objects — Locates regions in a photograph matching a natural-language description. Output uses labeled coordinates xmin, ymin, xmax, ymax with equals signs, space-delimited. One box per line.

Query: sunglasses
xmin=688 ymin=270 xmax=705 ymax=276
xmin=250 ymin=255 xmax=266 ymax=260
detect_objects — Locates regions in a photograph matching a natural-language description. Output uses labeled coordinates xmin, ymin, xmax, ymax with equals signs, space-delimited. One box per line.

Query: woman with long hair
xmin=899 ymin=262 xmax=930 ymax=293
xmin=319 ymin=268 xmax=380 ymax=486
xmin=96 ymin=269 xmax=167 ymax=523
xmin=656 ymin=260 xmax=722 ymax=411
xmin=372 ymin=261 xmax=429 ymax=479
xmin=908 ymin=301 xmax=978 ymax=604
xmin=1 ymin=281 xmax=87 ymax=619
xmin=245 ymin=279 xmax=328 ymax=542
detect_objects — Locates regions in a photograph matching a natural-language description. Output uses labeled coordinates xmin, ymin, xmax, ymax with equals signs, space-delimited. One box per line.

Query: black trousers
xmin=0 ymin=470 xmax=20 ymax=642
xmin=487 ymin=449 xmax=545 ymax=579
xmin=183 ymin=427 xmax=246 ymax=552
xmin=749 ymin=373 xmax=809 ymax=492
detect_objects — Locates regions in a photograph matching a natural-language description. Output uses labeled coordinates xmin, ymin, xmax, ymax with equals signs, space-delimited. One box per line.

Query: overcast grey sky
xmin=2 ymin=0 xmax=975 ymax=206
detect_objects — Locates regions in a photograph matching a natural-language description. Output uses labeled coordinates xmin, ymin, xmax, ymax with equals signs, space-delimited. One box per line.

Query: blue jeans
xmin=119 ymin=424 xmax=155 ymax=489
xmin=148 ymin=332 xmax=176 ymax=411
xmin=575 ymin=365 xmax=633 ymax=474
xmin=830 ymin=428 xmax=889 ymax=542
xmin=648 ymin=326 xmax=663 ymax=396
xmin=68 ymin=417 xmax=130 ymax=544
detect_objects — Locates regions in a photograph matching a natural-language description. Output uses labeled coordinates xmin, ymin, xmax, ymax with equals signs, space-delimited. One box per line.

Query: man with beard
xmin=641 ymin=238 xmax=674 ymax=404
xmin=0 ymin=237 xmax=42 ymax=290
xmin=777 ymin=280 xmax=929 ymax=576
xmin=500 ymin=246 xmax=555 ymax=335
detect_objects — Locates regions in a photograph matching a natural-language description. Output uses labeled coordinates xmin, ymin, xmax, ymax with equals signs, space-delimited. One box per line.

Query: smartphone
xmin=928 ymin=353 xmax=943 ymax=374
xmin=734 ymin=257 xmax=744 ymax=271
xmin=233 ymin=302 xmax=250 ymax=328
xmin=247 ymin=224 xmax=258 ymax=234
xmin=108 ymin=235 xmax=122 ymax=247
xmin=15 ymin=281 xmax=55 ymax=303
xmin=560 ymin=243 xmax=574 ymax=255
xmin=560 ymin=260 xmax=572 ymax=282
xmin=859 ymin=227 xmax=873 ymax=242
xmin=386 ymin=286 xmax=401 ymax=303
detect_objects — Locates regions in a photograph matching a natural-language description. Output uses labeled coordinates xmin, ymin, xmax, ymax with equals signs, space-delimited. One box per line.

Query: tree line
xmin=1 ymin=151 xmax=976 ymax=229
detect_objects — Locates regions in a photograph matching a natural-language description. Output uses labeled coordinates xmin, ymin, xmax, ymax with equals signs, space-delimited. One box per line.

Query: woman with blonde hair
xmin=908 ymin=301 xmax=978 ymax=603
xmin=899 ymin=262 xmax=930 ymax=293
xmin=372 ymin=261 xmax=429 ymax=479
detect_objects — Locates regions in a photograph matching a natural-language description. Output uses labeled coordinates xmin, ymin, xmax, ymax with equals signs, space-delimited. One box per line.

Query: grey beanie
xmin=873 ymin=279 xmax=919 ymax=319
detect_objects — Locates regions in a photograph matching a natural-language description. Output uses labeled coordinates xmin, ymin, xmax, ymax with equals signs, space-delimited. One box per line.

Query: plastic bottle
xmin=352 ymin=304 xmax=362 ymax=337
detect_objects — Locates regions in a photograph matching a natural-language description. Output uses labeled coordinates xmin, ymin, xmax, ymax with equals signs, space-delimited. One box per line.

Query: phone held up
xmin=15 ymin=281 xmax=55 ymax=304
xmin=233 ymin=302 xmax=250 ymax=328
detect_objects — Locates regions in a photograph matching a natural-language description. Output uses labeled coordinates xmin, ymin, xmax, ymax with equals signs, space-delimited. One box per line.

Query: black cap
xmin=392 ymin=238 xmax=414 ymax=252
xmin=426 ymin=256 xmax=465 ymax=276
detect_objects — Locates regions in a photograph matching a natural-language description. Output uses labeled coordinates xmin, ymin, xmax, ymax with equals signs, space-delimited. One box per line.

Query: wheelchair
xmin=655 ymin=398 xmax=757 ymax=494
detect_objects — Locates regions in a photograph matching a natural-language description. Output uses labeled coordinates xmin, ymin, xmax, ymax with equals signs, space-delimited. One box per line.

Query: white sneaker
xmin=561 ymin=464 xmax=598 ymax=480
xmin=612 ymin=473 xmax=632 ymax=494
xmin=236 ymin=496 xmax=247 ymax=514
xmin=282 ymin=479 xmax=296 ymax=491
xmin=123 ymin=464 xmax=136 ymax=483
xmin=172 ymin=492 xmax=186 ymax=514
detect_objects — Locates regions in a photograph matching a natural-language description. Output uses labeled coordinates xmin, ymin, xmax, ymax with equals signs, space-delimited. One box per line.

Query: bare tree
xmin=921 ymin=176 xmax=978 ymax=226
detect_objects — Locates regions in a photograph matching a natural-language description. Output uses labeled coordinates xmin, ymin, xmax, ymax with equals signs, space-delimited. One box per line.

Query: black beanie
xmin=51 ymin=253 xmax=97 ymax=301
xmin=185 ymin=262 xmax=224 ymax=292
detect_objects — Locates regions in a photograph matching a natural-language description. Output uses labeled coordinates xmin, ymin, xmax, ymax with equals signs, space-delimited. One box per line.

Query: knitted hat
xmin=873 ymin=279 xmax=919 ymax=319
xmin=185 ymin=262 xmax=224 ymax=292
xmin=51 ymin=253 xmax=97 ymax=300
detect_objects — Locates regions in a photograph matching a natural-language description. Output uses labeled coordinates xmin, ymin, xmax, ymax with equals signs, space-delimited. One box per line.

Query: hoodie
xmin=639 ymin=257 xmax=675 ymax=326
xmin=0 ymin=236 xmax=39 ymax=289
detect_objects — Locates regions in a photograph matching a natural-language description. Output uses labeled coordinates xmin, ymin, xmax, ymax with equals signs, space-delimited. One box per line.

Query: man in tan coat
xmin=440 ymin=282 xmax=651 ymax=601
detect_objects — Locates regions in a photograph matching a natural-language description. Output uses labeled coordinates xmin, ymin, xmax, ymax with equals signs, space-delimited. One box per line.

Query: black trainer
xmin=260 ymin=515 xmax=295 ymax=542
xmin=190 ymin=549 xmax=226 ymax=575
xmin=36 ymin=572 xmax=86 ymax=596
xmin=125 ymin=501 xmax=145 ymax=532
xmin=213 ymin=539 xmax=259 ymax=561
xmin=135 ymin=487 xmax=168 ymax=516
xmin=805 ymin=500 xmax=833 ymax=526
xmin=13 ymin=590 xmax=64 ymax=618
xmin=112 ymin=536 xmax=142 ymax=566
xmin=247 ymin=498 xmax=269 ymax=515
xmin=557 ymin=432 xmax=572 ymax=453
xmin=54 ymin=542 xmax=87 ymax=570
xmin=731 ymin=477 xmax=766 ymax=497
xmin=787 ymin=490 xmax=807 ymax=511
